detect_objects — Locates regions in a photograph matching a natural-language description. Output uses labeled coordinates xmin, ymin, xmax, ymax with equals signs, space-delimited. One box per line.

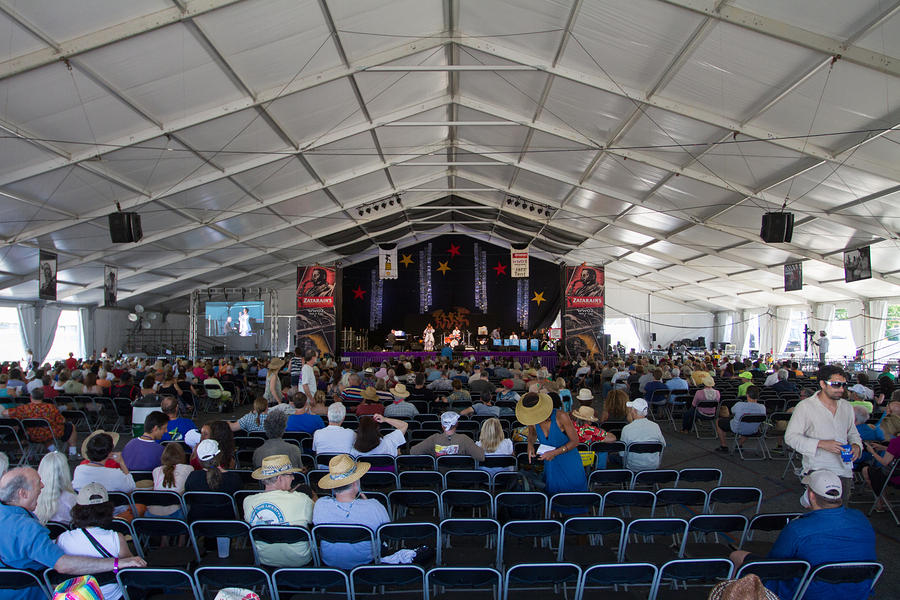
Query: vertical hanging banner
xmin=38 ymin=250 xmax=57 ymax=301
xmin=784 ymin=262 xmax=802 ymax=291
xmin=510 ymin=246 xmax=529 ymax=278
xmin=103 ymin=265 xmax=118 ymax=307
xmin=297 ymin=265 xmax=336 ymax=355
xmin=563 ymin=265 xmax=605 ymax=357
xmin=379 ymin=245 xmax=398 ymax=279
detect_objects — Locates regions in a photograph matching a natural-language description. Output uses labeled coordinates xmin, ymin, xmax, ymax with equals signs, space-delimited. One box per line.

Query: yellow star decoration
xmin=436 ymin=260 xmax=452 ymax=275
xmin=399 ymin=253 xmax=414 ymax=267
xmin=531 ymin=291 xmax=546 ymax=306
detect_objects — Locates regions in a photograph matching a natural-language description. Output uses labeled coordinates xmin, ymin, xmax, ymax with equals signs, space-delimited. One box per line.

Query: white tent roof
xmin=1 ymin=0 xmax=899 ymax=312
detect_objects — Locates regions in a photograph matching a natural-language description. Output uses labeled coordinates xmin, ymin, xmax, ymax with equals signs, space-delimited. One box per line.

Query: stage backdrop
xmin=341 ymin=235 xmax=561 ymax=346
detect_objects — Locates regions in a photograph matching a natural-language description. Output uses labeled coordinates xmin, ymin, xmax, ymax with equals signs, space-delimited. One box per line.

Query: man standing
xmin=619 ymin=399 xmax=666 ymax=471
xmin=730 ymin=470 xmax=875 ymax=600
xmin=785 ymin=365 xmax=862 ymax=502
xmin=300 ymin=349 xmax=318 ymax=401
xmin=816 ymin=331 xmax=829 ymax=362
xmin=0 ymin=467 xmax=146 ymax=600
xmin=244 ymin=455 xmax=313 ymax=567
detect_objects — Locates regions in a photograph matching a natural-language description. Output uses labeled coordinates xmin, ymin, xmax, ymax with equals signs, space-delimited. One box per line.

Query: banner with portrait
xmin=844 ymin=246 xmax=872 ymax=283
xmin=379 ymin=246 xmax=398 ymax=279
xmin=103 ymin=265 xmax=118 ymax=307
xmin=297 ymin=265 xmax=337 ymax=355
xmin=563 ymin=265 xmax=605 ymax=357
xmin=784 ymin=262 xmax=802 ymax=292
xmin=38 ymin=250 xmax=57 ymax=301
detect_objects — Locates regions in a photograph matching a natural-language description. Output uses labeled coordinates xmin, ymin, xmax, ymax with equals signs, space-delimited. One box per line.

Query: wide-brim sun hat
xmin=515 ymin=393 xmax=553 ymax=426
xmin=318 ymin=454 xmax=370 ymax=489
xmin=81 ymin=430 xmax=120 ymax=459
xmin=571 ymin=406 xmax=598 ymax=422
xmin=575 ymin=388 xmax=593 ymax=401
xmin=252 ymin=454 xmax=303 ymax=480
xmin=361 ymin=386 xmax=379 ymax=401
xmin=268 ymin=358 xmax=285 ymax=370
xmin=391 ymin=383 xmax=410 ymax=398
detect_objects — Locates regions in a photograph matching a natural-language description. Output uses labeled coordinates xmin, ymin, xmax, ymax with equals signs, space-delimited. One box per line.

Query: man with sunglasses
xmin=785 ymin=365 xmax=862 ymax=503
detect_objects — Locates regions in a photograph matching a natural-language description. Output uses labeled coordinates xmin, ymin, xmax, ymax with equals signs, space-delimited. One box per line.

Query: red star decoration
xmin=447 ymin=243 xmax=461 ymax=257
xmin=352 ymin=286 xmax=366 ymax=300
xmin=493 ymin=261 xmax=508 ymax=276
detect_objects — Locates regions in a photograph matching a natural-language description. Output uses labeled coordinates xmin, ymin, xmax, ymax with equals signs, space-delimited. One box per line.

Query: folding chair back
xmin=0 ymin=568 xmax=48 ymax=598
xmin=194 ymin=566 xmax=272 ymax=600
xmin=350 ymin=564 xmax=425 ymax=600
xmin=655 ymin=558 xmax=734 ymax=598
xmin=655 ymin=488 xmax=708 ymax=518
xmin=502 ymin=562 xmax=581 ymax=600
xmin=707 ymin=486 xmax=763 ymax=514
xmin=622 ymin=518 xmax=688 ymax=565
xmin=602 ymin=489 xmax=656 ymax=519
xmin=549 ymin=492 xmax=603 ymax=517
xmin=131 ymin=517 xmax=199 ymax=568
xmin=388 ymin=489 xmax=442 ymax=522
xmin=272 ymin=567 xmax=350 ymax=600
xmin=439 ymin=518 xmax=500 ymax=568
xmin=249 ymin=525 xmax=316 ymax=568
xmin=444 ymin=469 xmax=491 ymax=490
xmin=190 ymin=520 xmax=256 ymax=566
xmin=680 ymin=514 xmax=748 ymax=559
xmin=399 ymin=470 xmax=444 ymax=491
xmin=494 ymin=491 xmax=548 ymax=523
xmin=561 ymin=517 xmax=623 ymax=566
xmin=441 ymin=489 xmax=493 ymax=519
xmin=633 ymin=469 xmax=678 ymax=490
xmin=426 ymin=567 xmax=502 ymax=600
xmin=118 ymin=567 xmax=200 ymax=600
xmin=589 ymin=469 xmax=634 ymax=492
xmin=794 ymin=561 xmax=883 ymax=600
xmin=740 ymin=513 xmax=801 ymax=556
xmin=580 ymin=563 xmax=657 ymax=599
xmin=677 ymin=468 xmax=722 ymax=489
xmin=500 ymin=520 xmax=562 ymax=568
xmin=736 ymin=560 xmax=811 ymax=600
xmin=377 ymin=522 xmax=440 ymax=566
xmin=311 ymin=524 xmax=377 ymax=570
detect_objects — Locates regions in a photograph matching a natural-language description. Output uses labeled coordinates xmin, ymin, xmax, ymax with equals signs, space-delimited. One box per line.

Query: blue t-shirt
xmin=440 ymin=346 xmax=453 ymax=358
xmin=162 ymin=417 xmax=198 ymax=442
xmin=312 ymin=497 xmax=389 ymax=569
xmin=643 ymin=381 xmax=668 ymax=403
xmin=286 ymin=413 xmax=325 ymax=434
xmin=767 ymin=507 xmax=876 ymax=600
xmin=0 ymin=504 xmax=65 ymax=600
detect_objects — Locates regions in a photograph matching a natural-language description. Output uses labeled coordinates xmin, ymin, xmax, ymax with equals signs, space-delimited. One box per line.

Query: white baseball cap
xmin=197 ymin=438 xmax=221 ymax=461
xmin=626 ymin=398 xmax=649 ymax=415
xmin=800 ymin=470 xmax=842 ymax=508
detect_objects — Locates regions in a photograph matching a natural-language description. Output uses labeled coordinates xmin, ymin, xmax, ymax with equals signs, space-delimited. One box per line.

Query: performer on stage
xmin=423 ymin=323 xmax=435 ymax=352
xmin=491 ymin=327 xmax=501 ymax=340
xmin=238 ymin=307 xmax=252 ymax=337
xmin=450 ymin=326 xmax=461 ymax=347
xmin=509 ymin=331 xmax=518 ymax=341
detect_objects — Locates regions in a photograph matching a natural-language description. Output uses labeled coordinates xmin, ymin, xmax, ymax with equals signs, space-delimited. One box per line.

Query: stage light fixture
xmin=366 ymin=207 xmax=371 ymax=214
xmin=358 ymin=209 xmax=364 ymax=216
xmin=514 ymin=200 xmax=520 ymax=208
xmin=529 ymin=205 xmax=535 ymax=212
xmin=382 ymin=202 xmax=387 ymax=209
xmin=389 ymin=199 xmax=395 ymax=206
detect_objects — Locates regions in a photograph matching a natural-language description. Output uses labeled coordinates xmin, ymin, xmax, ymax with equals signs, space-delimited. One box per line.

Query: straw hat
xmin=515 ymin=393 xmax=553 ymax=426
xmin=361 ymin=386 xmax=379 ymax=401
xmin=575 ymin=388 xmax=593 ymax=401
xmin=317 ymin=454 xmax=370 ymax=489
xmin=81 ymin=429 xmax=120 ymax=459
xmin=252 ymin=454 xmax=303 ymax=480
xmin=708 ymin=574 xmax=779 ymax=600
xmin=268 ymin=358 xmax=285 ymax=371
xmin=390 ymin=383 xmax=410 ymax=398
xmin=571 ymin=406 xmax=598 ymax=422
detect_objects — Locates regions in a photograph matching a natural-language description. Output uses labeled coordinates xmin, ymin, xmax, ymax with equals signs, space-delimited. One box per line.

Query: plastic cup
xmin=840 ymin=444 xmax=854 ymax=462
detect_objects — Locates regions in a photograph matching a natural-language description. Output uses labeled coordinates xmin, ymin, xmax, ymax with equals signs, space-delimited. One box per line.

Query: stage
xmin=341 ymin=350 xmax=559 ymax=370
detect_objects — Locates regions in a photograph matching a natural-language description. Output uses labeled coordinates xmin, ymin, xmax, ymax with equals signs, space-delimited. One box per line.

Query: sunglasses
xmin=823 ymin=381 xmax=849 ymax=388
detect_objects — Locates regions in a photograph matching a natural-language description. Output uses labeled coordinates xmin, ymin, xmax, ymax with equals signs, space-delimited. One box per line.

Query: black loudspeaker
xmin=696 ymin=336 xmax=705 ymax=347
xmin=650 ymin=333 xmax=657 ymax=342
xmin=108 ymin=212 xmax=143 ymax=243
xmin=760 ymin=212 xmax=794 ymax=243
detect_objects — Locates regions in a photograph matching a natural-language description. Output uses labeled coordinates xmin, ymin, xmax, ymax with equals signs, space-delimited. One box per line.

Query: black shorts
xmin=717 ymin=418 xmax=731 ymax=432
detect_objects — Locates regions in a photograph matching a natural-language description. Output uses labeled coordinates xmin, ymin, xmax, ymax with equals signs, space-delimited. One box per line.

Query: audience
xmin=715 ymin=385 xmax=766 ymax=453
xmin=228 ymin=395 xmax=268 ymax=433
xmin=184 ymin=439 xmax=241 ymax=521
xmin=285 ymin=393 xmax=326 ymax=434
xmin=681 ymin=376 xmax=720 ymax=434
xmin=312 ymin=402 xmax=355 ymax=456
xmin=410 ymin=411 xmax=485 ymax=460
xmin=160 ymin=395 xmax=197 ymax=442
xmin=1 ymin=388 xmax=77 ymax=455
xmin=72 ymin=431 xmax=136 ymax=494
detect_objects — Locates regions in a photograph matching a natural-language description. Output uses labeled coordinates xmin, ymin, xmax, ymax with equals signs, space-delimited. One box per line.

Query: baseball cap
xmin=440 ymin=411 xmax=460 ymax=431
xmin=76 ymin=482 xmax=109 ymax=506
xmin=738 ymin=372 xmax=753 ymax=380
xmin=800 ymin=470 xmax=842 ymax=508
xmin=848 ymin=383 xmax=870 ymax=397
xmin=197 ymin=438 xmax=221 ymax=461
xmin=626 ymin=398 xmax=649 ymax=415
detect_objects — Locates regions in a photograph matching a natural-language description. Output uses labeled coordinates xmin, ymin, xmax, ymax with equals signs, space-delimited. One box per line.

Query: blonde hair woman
xmin=476 ymin=417 xmax=514 ymax=476
xmin=35 ymin=451 xmax=77 ymax=524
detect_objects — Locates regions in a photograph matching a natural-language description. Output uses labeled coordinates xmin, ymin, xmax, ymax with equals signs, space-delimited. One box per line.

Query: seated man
xmin=715 ymin=385 xmax=766 ymax=453
xmin=253 ymin=410 xmax=304 ymax=469
xmin=121 ymin=411 xmax=168 ymax=471
xmin=459 ymin=392 xmax=500 ymax=418
xmin=619 ymin=399 xmax=666 ymax=471
xmin=0 ymin=467 xmax=145 ymax=600
xmin=160 ymin=395 xmax=197 ymax=442
xmin=313 ymin=402 xmax=355 ymax=456
xmin=410 ymin=412 xmax=485 ymax=460
xmin=313 ymin=455 xmax=389 ymax=569
xmin=244 ymin=454 xmax=314 ymax=567
xmin=285 ymin=394 xmax=326 ymax=434
xmin=730 ymin=470 xmax=876 ymax=600
xmin=771 ymin=369 xmax=799 ymax=395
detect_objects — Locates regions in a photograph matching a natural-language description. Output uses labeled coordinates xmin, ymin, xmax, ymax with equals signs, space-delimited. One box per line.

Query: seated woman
xmin=147 ymin=443 xmax=192 ymax=519
xmin=350 ymin=414 xmax=408 ymax=468
xmin=476 ymin=417 xmax=514 ymax=476
xmin=72 ymin=430 xmax=136 ymax=495
xmin=35 ymin=451 xmax=77 ymax=525
xmin=56 ymin=483 xmax=136 ymax=600
xmin=229 ymin=396 xmax=268 ymax=433
xmin=571 ymin=406 xmax=616 ymax=469
xmin=601 ymin=389 xmax=629 ymax=424
xmin=185 ymin=439 xmax=242 ymax=521
xmin=681 ymin=376 xmax=720 ymax=435
xmin=862 ymin=436 xmax=900 ymax=511
xmin=309 ymin=390 xmax=329 ymax=417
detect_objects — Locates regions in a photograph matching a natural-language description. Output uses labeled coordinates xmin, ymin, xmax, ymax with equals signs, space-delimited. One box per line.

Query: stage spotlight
xmin=514 ymin=200 xmax=520 ymax=208
xmin=382 ymin=202 xmax=387 ymax=209
xmin=366 ymin=207 xmax=371 ymax=214
xmin=389 ymin=199 xmax=395 ymax=206
xmin=529 ymin=205 xmax=535 ymax=212
xmin=358 ymin=209 xmax=364 ymax=216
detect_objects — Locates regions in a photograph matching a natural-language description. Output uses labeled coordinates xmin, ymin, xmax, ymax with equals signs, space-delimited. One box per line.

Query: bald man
xmin=0 ymin=467 xmax=146 ymax=599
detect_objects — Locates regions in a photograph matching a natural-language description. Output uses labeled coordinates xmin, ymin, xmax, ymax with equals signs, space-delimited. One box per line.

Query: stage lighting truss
xmin=358 ymin=194 xmax=402 ymax=217
xmin=504 ymin=195 xmax=553 ymax=217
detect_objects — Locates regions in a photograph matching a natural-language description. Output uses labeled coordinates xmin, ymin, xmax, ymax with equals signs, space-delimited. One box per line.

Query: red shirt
xmin=41 ymin=385 xmax=59 ymax=400
xmin=65 ymin=357 xmax=77 ymax=371
xmin=355 ymin=402 xmax=385 ymax=417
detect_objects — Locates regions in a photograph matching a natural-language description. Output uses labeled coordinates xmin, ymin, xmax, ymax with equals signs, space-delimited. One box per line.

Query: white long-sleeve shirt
xmin=784 ymin=392 xmax=861 ymax=478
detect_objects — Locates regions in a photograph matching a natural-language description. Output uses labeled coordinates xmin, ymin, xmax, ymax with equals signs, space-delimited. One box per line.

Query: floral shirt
xmin=8 ymin=402 xmax=65 ymax=443
xmin=574 ymin=423 xmax=611 ymax=444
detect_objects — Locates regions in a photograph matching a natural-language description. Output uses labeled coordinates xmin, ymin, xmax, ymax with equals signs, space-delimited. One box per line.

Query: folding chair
xmin=794 ymin=561 xmax=883 ymax=600
xmin=781 ymin=445 xmax=803 ymax=480
xmin=132 ymin=490 xmax=186 ymax=518
xmin=388 ymin=489 xmax=442 ymax=523
xmin=194 ymin=566 xmax=273 ymax=600
xmin=655 ymin=488 xmax=708 ymax=519
xmin=190 ymin=520 xmax=256 ymax=566
xmin=399 ymin=470 xmax=444 ymax=491
xmin=131 ymin=517 xmax=199 ymax=568
xmin=691 ymin=400 xmax=720 ymax=439
xmin=45 ymin=520 xmax=69 ymax=540
xmin=589 ymin=469 xmax=633 ymax=492
xmin=118 ymin=567 xmax=201 ymax=600
xmin=624 ymin=442 xmax=664 ymax=471
xmin=272 ymin=567 xmax=350 ymax=600
xmin=444 ymin=469 xmax=491 ymax=490
xmin=490 ymin=471 xmax=522 ymax=493
xmin=437 ymin=455 xmax=477 ymax=471
xmin=0 ymin=567 xmax=49 ymax=599
xmin=579 ymin=563 xmax=658 ymax=600
xmin=350 ymin=564 xmax=425 ymax=600
xmin=590 ymin=441 xmax=626 ymax=470
xmin=377 ymin=522 xmax=439 ymax=566
xmin=441 ymin=489 xmax=493 ymax=519
xmin=183 ymin=491 xmax=238 ymax=521
xmin=360 ymin=470 xmax=399 ymax=494
xmin=632 ymin=469 xmax=678 ymax=490
xmin=494 ymin=491 xmax=548 ymax=523
xmin=602 ymin=490 xmax=656 ymax=520
xmin=312 ymin=524 xmax=378 ymax=569
xmin=500 ymin=520 xmax=562 ymax=568
xmin=396 ymin=454 xmax=436 ymax=472
xmin=654 ymin=558 xmax=733 ymax=599
xmin=667 ymin=391 xmax=691 ymax=431
xmin=0 ymin=417 xmax=26 ymax=466
xmin=250 ymin=525 xmax=316 ymax=568
xmin=621 ymin=518 xmax=687 ymax=565
xmin=560 ymin=516 xmax=623 ymax=566
xmin=739 ymin=513 xmax=801 ymax=556
xmin=549 ymin=492 xmax=603 ymax=518
xmin=680 ymin=514 xmax=748 ymax=559
xmin=20 ymin=417 xmax=60 ymax=462
xmin=868 ymin=457 xmax=900 ymax=525
xmin=768 ymin=412 xmax=792 ymax=460
xmin=706 ymin=487 xmax=763 ymax=515
xmin=502 ymin=562 xmax=581 ymax=600
xmin=729 ymin=414 xmax=769 ymax=460
xmin=426 ymin=567 xmax=502 ymax=600
xmin=736 ymin=560 xmax=810 ymax=600
xmin=439 ymin=518 xmax=501 ymax=568
xmin=677 ymin=468 xmax=722 ymax=489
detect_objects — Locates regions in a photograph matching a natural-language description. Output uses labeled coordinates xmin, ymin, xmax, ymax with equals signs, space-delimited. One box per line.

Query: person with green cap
xmin=737 ymin=371 xmax=754 ymax=398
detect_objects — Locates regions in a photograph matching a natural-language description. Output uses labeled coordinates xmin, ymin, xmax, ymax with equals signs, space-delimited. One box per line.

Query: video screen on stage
xmin=205 ymin=301 xmax=264 ymax=337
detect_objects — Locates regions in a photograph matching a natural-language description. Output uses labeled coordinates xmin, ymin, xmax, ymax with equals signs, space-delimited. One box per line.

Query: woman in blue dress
xmin=517 ymin=392 xmax=587 ymax=494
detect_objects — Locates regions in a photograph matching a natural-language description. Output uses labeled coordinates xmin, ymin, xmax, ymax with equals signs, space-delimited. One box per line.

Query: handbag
xmin=51 ymin=575 xmax=103 ymax=600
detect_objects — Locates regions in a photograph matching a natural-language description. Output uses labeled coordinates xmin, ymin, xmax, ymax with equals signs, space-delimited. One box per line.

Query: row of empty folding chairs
xmin=1 ymin=559 xmax=885 ymax=600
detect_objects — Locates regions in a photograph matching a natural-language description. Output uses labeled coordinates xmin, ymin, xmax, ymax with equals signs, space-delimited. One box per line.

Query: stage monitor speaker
xmin=760 ymin=212 xmax=794 ymax=243
xmin=108 ymin=212 xmax=143 ymax=243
